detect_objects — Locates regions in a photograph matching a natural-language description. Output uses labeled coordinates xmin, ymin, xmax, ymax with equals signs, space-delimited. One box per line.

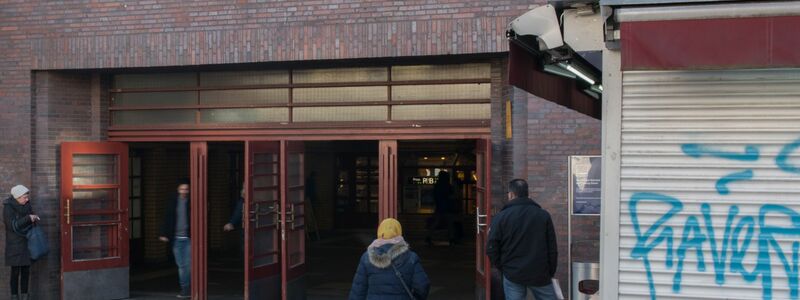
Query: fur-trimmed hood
xmin=367 ymin=240 xmax=409 ymax=269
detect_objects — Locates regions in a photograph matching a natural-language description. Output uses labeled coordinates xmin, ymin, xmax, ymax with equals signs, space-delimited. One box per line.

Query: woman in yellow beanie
xmin=348 ymin=218 xmax=430 ymax=300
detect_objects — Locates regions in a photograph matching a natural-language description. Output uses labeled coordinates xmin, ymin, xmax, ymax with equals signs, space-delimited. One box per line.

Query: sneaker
xmin=177 ymin=289 xmax=190 ymax=298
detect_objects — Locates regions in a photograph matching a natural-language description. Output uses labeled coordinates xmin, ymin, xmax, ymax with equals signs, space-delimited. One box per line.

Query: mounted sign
xmin=569 ymin=155 xmax=601 ymax=215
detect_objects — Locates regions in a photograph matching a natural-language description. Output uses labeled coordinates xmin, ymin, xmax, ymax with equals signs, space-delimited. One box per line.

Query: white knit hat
xmin=10 ymin=185 xmax=29 ymax=199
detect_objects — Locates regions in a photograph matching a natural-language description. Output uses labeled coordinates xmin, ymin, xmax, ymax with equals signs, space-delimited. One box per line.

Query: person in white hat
xmin=3 ymin=185 xmax=39 ymax=300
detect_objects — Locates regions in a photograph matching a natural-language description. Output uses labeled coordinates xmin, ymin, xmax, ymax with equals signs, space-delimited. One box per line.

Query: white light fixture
xmin=562 ymin=63 xmax=595 ymax=85
xmin=543 ymin=64 xmax=576 ymax=79
xmin=589 ymin=84 xmax=603 ymax=94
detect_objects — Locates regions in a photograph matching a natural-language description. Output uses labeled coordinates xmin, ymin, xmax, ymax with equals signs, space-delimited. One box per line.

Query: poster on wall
xmin=569 ymin=155 xmax=601 ymax=215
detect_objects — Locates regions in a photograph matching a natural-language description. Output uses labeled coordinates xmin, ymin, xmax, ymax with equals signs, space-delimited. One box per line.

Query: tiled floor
xmin=129 ymin=230 xmax=475 ymax=299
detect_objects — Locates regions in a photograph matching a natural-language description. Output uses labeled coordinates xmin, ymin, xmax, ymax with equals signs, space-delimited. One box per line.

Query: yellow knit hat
xmin=377 ymin=218 xmax=402 ymax=240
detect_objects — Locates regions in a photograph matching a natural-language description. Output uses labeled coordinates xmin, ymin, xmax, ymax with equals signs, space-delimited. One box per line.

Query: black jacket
xmin=3 ymin=196 xmax=33 ymax=266
xmin=160 ymin=196 xmax=190 ymax=239
xmin=486 ymin=197 xmax=557 ymax=287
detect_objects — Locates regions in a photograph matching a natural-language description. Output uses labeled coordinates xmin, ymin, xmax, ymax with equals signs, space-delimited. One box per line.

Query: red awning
xmin=507 ymin=42 xmax=601 ymax=119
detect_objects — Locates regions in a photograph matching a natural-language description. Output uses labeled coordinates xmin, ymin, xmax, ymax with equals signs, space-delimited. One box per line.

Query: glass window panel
xmin=287 ymin=154 xmax=303 ymax=187
xmin=288 ymin=230 xmax=304 ymax=267
xmin=131 ymin=179 xmax=141 ymax=197
xmin=131 ymin=219 xmax=142 ymax=239
xmin=392 ymin=103 xmax=490 ymax=120
xmin=112 ymin=110 xmax=196 ymax=126
xmin=392 ymin=83 xmax=490 ymax=101
xmin=131 ymin=197 xmax=141 ymax=218
xmin=293 ymin=86 xmax=387 ymax=103
xmin=293 ymin=106 xmax=387 ymax=122
xmin=253 ymin=230 xmax=276 ymax=267
xmin=200 ymin=108 xmax=289 ymax=123
xmin=293 ymin=67 xmax=387 ymax=83
xmin=73 ymin=214 xmax=118 ymax=223
xmin=254 ymin=153 xmax=277 ymax=164
xmin=72 ymin=189 xmax=119 ymax=212
xmin=200 ymin=70 xmax=289 ymax=86
xmin=253 ymin=189 xmax=278 ymax=202
xmin=131 ymin=157 xmax=141 ymax=176
xmin=114 ymin=73 xmax=196 ymax=89
xmin=199 ymin=89 xmax=289 ymax=105
xmin=73 ymin=155 xmax=117 ymax=185
xmin=391 ymin=63 xmax=491 ymax=81
xmin=113 ymin=92 xmax=197 ymax=107
xmin=256 ymin=204 xmax=278 ymax=227
xmin=253 ymin=175 xmax=279 ymax=189
xmin=72 ymin=225 xmax=119 ymax=261
xmin=289 ymin=190 xmax=305 ymax=209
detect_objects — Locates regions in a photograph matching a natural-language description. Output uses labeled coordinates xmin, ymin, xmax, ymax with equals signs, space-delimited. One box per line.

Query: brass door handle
xmin=64 ymin=198 xmax=71 ymax=225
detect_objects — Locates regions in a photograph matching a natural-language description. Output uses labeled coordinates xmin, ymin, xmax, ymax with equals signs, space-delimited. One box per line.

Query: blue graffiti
xmin=777 ymin=138 xmax=800 ymax=174
xmin=630 ymin=139 xmax=800 ymax=299
xmin=630 ymin=194 xmax=800 ymax=300
xmin=681 ymin=144 xmax=759 ymax=161
xmin=715 ymin=170 xmax=754 ymax=195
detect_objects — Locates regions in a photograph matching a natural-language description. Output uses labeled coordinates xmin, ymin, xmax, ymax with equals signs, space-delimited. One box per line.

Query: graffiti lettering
xmin=630 ymin=138 xmax=800 ymax=299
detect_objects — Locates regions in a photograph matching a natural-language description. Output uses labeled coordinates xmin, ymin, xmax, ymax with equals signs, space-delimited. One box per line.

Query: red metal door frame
xmin=476 ymin=139 xmax=492 ymax=300
xmin=378 ymin=140 xmax=398 ymax=221
xmin=245 ymin=141 xmax=282 ymax=300
xmin=60 ymin=142 xmax=130 ymax=272
xmin=109 ymin=132 xmax=492 ymax=299
xmin=281 ymin=141 xmax=307 ymax=300
xmin=190 ymin=142 xmax=208 ymax=300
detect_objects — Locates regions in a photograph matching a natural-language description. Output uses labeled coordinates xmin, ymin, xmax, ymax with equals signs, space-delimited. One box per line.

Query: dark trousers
xmin=10 ymin=266 xmax=29 ymax=295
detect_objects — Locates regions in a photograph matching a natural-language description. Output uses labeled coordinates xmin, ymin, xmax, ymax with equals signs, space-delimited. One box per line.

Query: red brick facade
xmin=0 ymin=1 xmax=604 ymax=299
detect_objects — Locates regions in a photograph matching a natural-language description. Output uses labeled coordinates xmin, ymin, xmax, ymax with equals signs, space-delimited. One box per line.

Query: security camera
xmin=507 ymin=4 xmax=564 ymax=51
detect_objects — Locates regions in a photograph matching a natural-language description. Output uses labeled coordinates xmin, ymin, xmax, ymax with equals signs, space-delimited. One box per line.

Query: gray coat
xmin=3 ymin=196 xmax=33 ymax=266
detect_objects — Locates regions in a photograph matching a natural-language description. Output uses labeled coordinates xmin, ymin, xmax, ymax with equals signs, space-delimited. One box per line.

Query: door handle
xmin=64 ymin=198 xmax=71 ymax=225
xmin=249 ymin=203 xmax=259 ymax=223
xmin=273 ymin=203 xmax=281 ymax=226
xmin=286 ymin=204 xmax=295 ymax=230
xmin=476 ymin=207 xmax=488 ymax=234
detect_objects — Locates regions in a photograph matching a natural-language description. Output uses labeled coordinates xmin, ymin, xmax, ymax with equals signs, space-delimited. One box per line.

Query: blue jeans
xmin=172 ymin=237 xmax=191 ymax=290
xmin=503 ymin=276 xmax=558 ymax=300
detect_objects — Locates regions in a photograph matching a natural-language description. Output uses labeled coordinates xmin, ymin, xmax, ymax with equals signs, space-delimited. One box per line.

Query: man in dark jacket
xmin=159 ymin=180 xmax=191 ymax=298
xmin=486 ymin=179 xmax=558 ymax=300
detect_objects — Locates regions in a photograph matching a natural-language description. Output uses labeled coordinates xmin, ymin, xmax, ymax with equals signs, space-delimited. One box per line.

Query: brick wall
xmin=24 ymin=72 xmax=103 ymax=299
xmin=0 ymin=1 xmax=585 ymax=298
xmin=516 ymin=88 xmax=602 ymax=296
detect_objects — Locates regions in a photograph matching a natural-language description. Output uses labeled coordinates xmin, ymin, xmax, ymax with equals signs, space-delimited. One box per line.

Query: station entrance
xmin=59 ymin=137 xmax=492 ymax=300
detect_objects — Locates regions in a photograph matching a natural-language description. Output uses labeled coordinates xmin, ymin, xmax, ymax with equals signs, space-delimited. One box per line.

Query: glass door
xmin=60 ymin=142 xmax=129 ymax=300
xmin=245 ymin=141 xmax=282 ymax=299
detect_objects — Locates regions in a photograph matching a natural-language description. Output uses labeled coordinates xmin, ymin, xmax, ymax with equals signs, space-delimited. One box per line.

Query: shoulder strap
xmin=10 ymin=215 xmax=29 ymax=238
xmin=391 ymin=262 xmax=417 ymax=300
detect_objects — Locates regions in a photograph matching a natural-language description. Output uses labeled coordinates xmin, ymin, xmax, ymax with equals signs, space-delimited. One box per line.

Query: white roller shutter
xmin=618 ymin=69 xmax=800 ymax=300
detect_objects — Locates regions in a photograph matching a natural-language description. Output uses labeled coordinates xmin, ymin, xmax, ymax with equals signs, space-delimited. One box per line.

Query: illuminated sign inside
xmin=409 ymin=176 xmax=438 ymax=185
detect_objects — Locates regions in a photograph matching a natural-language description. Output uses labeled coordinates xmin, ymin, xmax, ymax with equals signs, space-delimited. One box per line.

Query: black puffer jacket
xmin=3 ymin=196 xmax=33 ymax=266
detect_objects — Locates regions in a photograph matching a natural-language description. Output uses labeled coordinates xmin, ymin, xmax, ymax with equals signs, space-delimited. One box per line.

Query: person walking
xmin=3 ymin=185 xmax=40 ymax=300
xmin=486 ymin=179 xmax=558 ymax=300
xmin=223 ymin=185 xmax=245 ymax=257
xmin=349 ymin=218 xmax=430 ymax=300
xmin=159 ymin=179 xmax=192 ymax=298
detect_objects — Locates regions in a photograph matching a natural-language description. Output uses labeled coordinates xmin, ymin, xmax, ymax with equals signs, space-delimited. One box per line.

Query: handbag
xmin=26 ymin=224 xmax=49 ymax=261
xmin=391 ymin=262 xmax=417 ymax=300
